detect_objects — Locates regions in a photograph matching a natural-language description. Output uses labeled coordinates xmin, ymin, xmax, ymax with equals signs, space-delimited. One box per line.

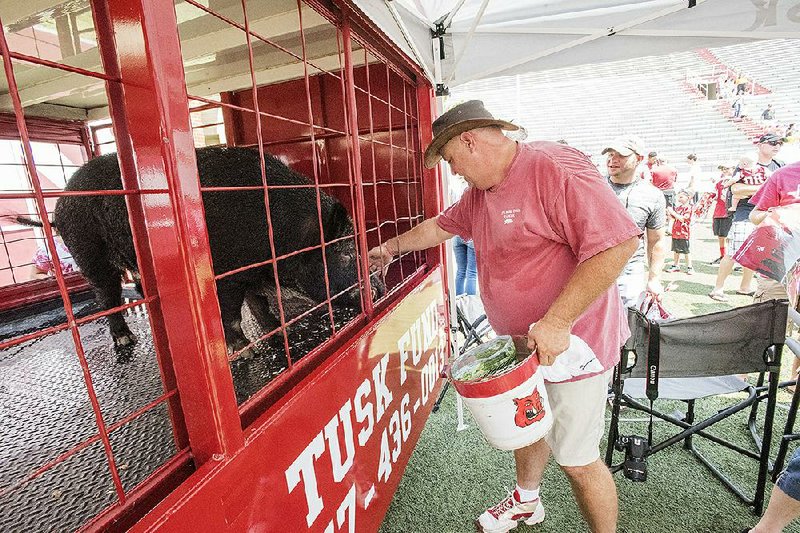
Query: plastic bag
xmin=450 ymin=336 xmax=520 ymax=382
xmin=733 ymin=205 xmax=800 ymax=284
xmin=636 ymin=291 xmax=672 ymax=321
xmin=538 ymin=334 xmax=604 ymax=382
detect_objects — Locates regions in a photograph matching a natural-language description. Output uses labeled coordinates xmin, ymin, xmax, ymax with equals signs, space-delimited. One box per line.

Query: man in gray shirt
xmin=602 ymin=135 xmax=667 ymax=307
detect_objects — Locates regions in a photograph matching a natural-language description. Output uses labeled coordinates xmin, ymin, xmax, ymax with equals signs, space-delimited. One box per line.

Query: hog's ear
xmin=513 ymin=398 xmax=519 ymax=406
xmin=324 ymin=202 xmax=352 ymax=241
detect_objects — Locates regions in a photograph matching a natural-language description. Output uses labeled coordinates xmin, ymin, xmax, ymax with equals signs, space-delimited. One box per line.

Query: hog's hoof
xmin=113 ymin=336 xmax=137 ymax=364
xmin=114 ymin=333 xmax=137 ymax=348
xmin=114 ymin=333 xmax=136 ymax=348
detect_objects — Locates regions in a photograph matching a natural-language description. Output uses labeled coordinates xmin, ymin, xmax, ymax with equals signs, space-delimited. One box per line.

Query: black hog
xmin=43 ymin=146 xmax=378 ymax=359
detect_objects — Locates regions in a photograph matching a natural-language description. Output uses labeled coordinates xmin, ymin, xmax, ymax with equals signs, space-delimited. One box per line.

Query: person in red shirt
xmin=748 ymin=161 xmax=800 ymax=379
xmin=665 ymin=190 xmax=694 ymax=274
xmin=750 ymin=161 xmax=800 ymax=219
xmin=368 ymin=100 xmax=639 ymax=533
xmin=742 ymin=163 xmax=800 ymax=531
xmin=729 ymin=156 xmax=766 ymax=213
xmin=650 ymin=162 xmax=678 ymax=231
xmin=709 ymin=134 xmax=784 ymax=302
xmin=710 ymin=161 xmax=736 ymax=264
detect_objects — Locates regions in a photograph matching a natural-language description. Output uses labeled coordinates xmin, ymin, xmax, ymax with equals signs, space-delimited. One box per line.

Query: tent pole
xmin=440 ymin=0 xmax=469 ymax=31
xmin=385 ymin=0 xmax=435 ymax=84
xmin=444 ymin=0 xmax=490 ymax=85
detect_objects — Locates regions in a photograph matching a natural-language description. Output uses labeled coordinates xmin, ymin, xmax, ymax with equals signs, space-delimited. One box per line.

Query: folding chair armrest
xmin=789 ymin=307 xmax=800 ymax=328
xmin=786 ymin=338 xmax=800 ymax=361
xmin=471 ymin=315 xmax=487 ymax=329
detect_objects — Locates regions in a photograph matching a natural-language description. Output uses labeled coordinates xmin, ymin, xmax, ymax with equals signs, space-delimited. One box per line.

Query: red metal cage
xmin=0 ymin=0 xmax=448 ymax=531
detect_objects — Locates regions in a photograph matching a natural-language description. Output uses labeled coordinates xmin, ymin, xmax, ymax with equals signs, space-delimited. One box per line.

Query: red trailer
xmin=0 ymin=1 xmax=450 ymax=531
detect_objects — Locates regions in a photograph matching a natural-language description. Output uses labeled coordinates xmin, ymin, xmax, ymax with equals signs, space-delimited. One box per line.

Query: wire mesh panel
xmin=350 ymin=44 xmax=426 ymax=294
xmin=1 ymin=0 xmax=432 ymax=529
xmin=0 ymin=2 xmax=191 ymax=531
xmin=0 ymin=140 xmax=85 ymax=288
xmin=171 ymin=0 xmax=429 ymax=412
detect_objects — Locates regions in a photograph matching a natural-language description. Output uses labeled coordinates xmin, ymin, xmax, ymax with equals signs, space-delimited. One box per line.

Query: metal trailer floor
xmin=0 ymin=295 xmax=359 ymax=532
xmin=1 ymin=310 xmax=177 ymax=533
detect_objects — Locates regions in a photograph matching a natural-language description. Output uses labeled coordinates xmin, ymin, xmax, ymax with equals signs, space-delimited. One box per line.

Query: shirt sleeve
xmin=646 ymin=189 xmax=666 ymax=230
xmin=544 ymin=154 xmax=642 ymax=264
xmin=436 ymin=191 xmax=473 ymax=240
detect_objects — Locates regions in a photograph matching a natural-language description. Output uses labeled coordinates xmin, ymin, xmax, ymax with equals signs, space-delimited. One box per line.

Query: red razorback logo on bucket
xmin=513 ymin=388 xmax=546 ymax=427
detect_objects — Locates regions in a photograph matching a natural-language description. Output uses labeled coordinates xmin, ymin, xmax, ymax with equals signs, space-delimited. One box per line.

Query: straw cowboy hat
xmin=423 ymin=100 xmax=519 ymax=169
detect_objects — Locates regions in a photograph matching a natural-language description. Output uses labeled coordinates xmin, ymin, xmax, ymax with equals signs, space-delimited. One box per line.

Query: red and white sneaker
xmin=475 ymin=489 xmax=545 ymax=533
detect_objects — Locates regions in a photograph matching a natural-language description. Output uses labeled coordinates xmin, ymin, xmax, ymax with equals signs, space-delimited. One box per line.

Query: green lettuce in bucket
xmin=451 ymin=336 xmax=523 ymax=382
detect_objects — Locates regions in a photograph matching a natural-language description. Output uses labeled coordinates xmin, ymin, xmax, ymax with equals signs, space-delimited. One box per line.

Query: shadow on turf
xmin=690 ymin=301 xmax=733 ymax=315
xmin=662 ymin=262 xmax=721 ymax=276
xmin=664 ymin=279 xmax=723 ymax=296
xmin=659 ymin=278 xmax=754 ymax=315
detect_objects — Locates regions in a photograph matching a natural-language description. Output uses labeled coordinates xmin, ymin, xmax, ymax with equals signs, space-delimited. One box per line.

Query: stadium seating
xmin=451 ymin=39 xmax=800 ymax=179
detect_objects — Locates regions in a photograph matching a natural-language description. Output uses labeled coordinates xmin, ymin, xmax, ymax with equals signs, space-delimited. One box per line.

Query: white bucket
xmin=449 ymin=343 xmax=553 ymax=451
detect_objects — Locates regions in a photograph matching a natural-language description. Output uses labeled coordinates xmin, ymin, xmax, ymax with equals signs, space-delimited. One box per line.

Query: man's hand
xmin=367 ymin=243 xmax=394 ymax=274
xmin=646 ymin=279 xmax=664 ymax=301
xmin=527 ymin=315 xmax=571 ymax=366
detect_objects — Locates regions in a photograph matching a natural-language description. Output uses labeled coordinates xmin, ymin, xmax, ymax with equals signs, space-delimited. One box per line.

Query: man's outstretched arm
xmin=367 ymin=217 xmax=454 ymax=272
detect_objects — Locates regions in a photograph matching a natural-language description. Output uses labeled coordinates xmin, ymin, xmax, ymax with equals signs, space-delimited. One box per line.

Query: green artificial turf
xmin=381 ymin=218 xmax=800 ymax=533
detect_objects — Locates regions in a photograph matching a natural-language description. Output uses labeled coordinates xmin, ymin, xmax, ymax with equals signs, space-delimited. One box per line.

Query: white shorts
xmin=728 ymin=220 xmax=755 ymax=255
xmin=543 ymin=370 xmax=612 ymax=467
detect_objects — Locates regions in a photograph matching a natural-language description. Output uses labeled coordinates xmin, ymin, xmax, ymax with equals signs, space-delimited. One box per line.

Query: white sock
xmin=515 ymin=484 xmax=539 ymax=502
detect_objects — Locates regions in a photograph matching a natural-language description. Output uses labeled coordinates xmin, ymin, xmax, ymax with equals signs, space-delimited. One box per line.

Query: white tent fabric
xmin=352 ymin=0 xmax=800 ymax=88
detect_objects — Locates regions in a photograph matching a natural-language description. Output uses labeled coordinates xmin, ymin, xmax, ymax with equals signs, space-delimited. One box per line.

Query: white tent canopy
xmin=353 ymin=0 xmax=800 ymax=90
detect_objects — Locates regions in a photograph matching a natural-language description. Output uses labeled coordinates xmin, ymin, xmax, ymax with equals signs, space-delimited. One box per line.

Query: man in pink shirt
xmin=749 ymin=161 xmax=800 ymax=305
xmin=750 ymin=161 xmax=800 ymax=221
xmin=367 ymin=100 xmax=639 ymax=533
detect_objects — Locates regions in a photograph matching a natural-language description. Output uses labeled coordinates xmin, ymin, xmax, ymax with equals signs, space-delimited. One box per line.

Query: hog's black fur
xmin=36 ymin=146 xmax=373 ymax=359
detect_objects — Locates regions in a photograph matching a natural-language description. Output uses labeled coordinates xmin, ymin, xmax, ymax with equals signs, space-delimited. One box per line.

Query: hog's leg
xmin=216 ymin=279 xmax=255 ymax=360
xmin=59 ymin=222 xmax=136 ymax=354
xmin=243 ymin=291 xmax=283 ymax=359
xmin=243 ymin=292 xmax=280 ymax=335
xmin=82 ymin=256 xmax=136 ymax=350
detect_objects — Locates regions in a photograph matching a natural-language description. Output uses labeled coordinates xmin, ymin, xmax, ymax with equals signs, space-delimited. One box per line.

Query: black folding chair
xmin=433 ymin=295 xmax=492 ymax=412
xmin=606 ymin=299 xmax=788 ymax=515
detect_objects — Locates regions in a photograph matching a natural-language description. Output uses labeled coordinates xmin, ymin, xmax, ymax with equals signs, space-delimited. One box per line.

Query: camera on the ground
xmin=615 ymin=435 xmax=649 ymax=482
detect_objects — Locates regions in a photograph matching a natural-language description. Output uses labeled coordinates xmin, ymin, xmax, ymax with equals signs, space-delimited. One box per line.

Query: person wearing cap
xmin=367 ymin=100 xmax=639 ymax=533
xmin=709 ymin=133 xmax=784 ymax=302
xmin=709 ymin=161 xmax=737 ymax=264
xmin=601 ymin=136 xmax=667 ymax=306
xmin=646 ymin=151 xmax=660 ymax=170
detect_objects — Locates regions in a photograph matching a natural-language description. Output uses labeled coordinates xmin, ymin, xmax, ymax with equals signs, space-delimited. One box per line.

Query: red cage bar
xmin=0 ymin=0 xmax=447 ymax=530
